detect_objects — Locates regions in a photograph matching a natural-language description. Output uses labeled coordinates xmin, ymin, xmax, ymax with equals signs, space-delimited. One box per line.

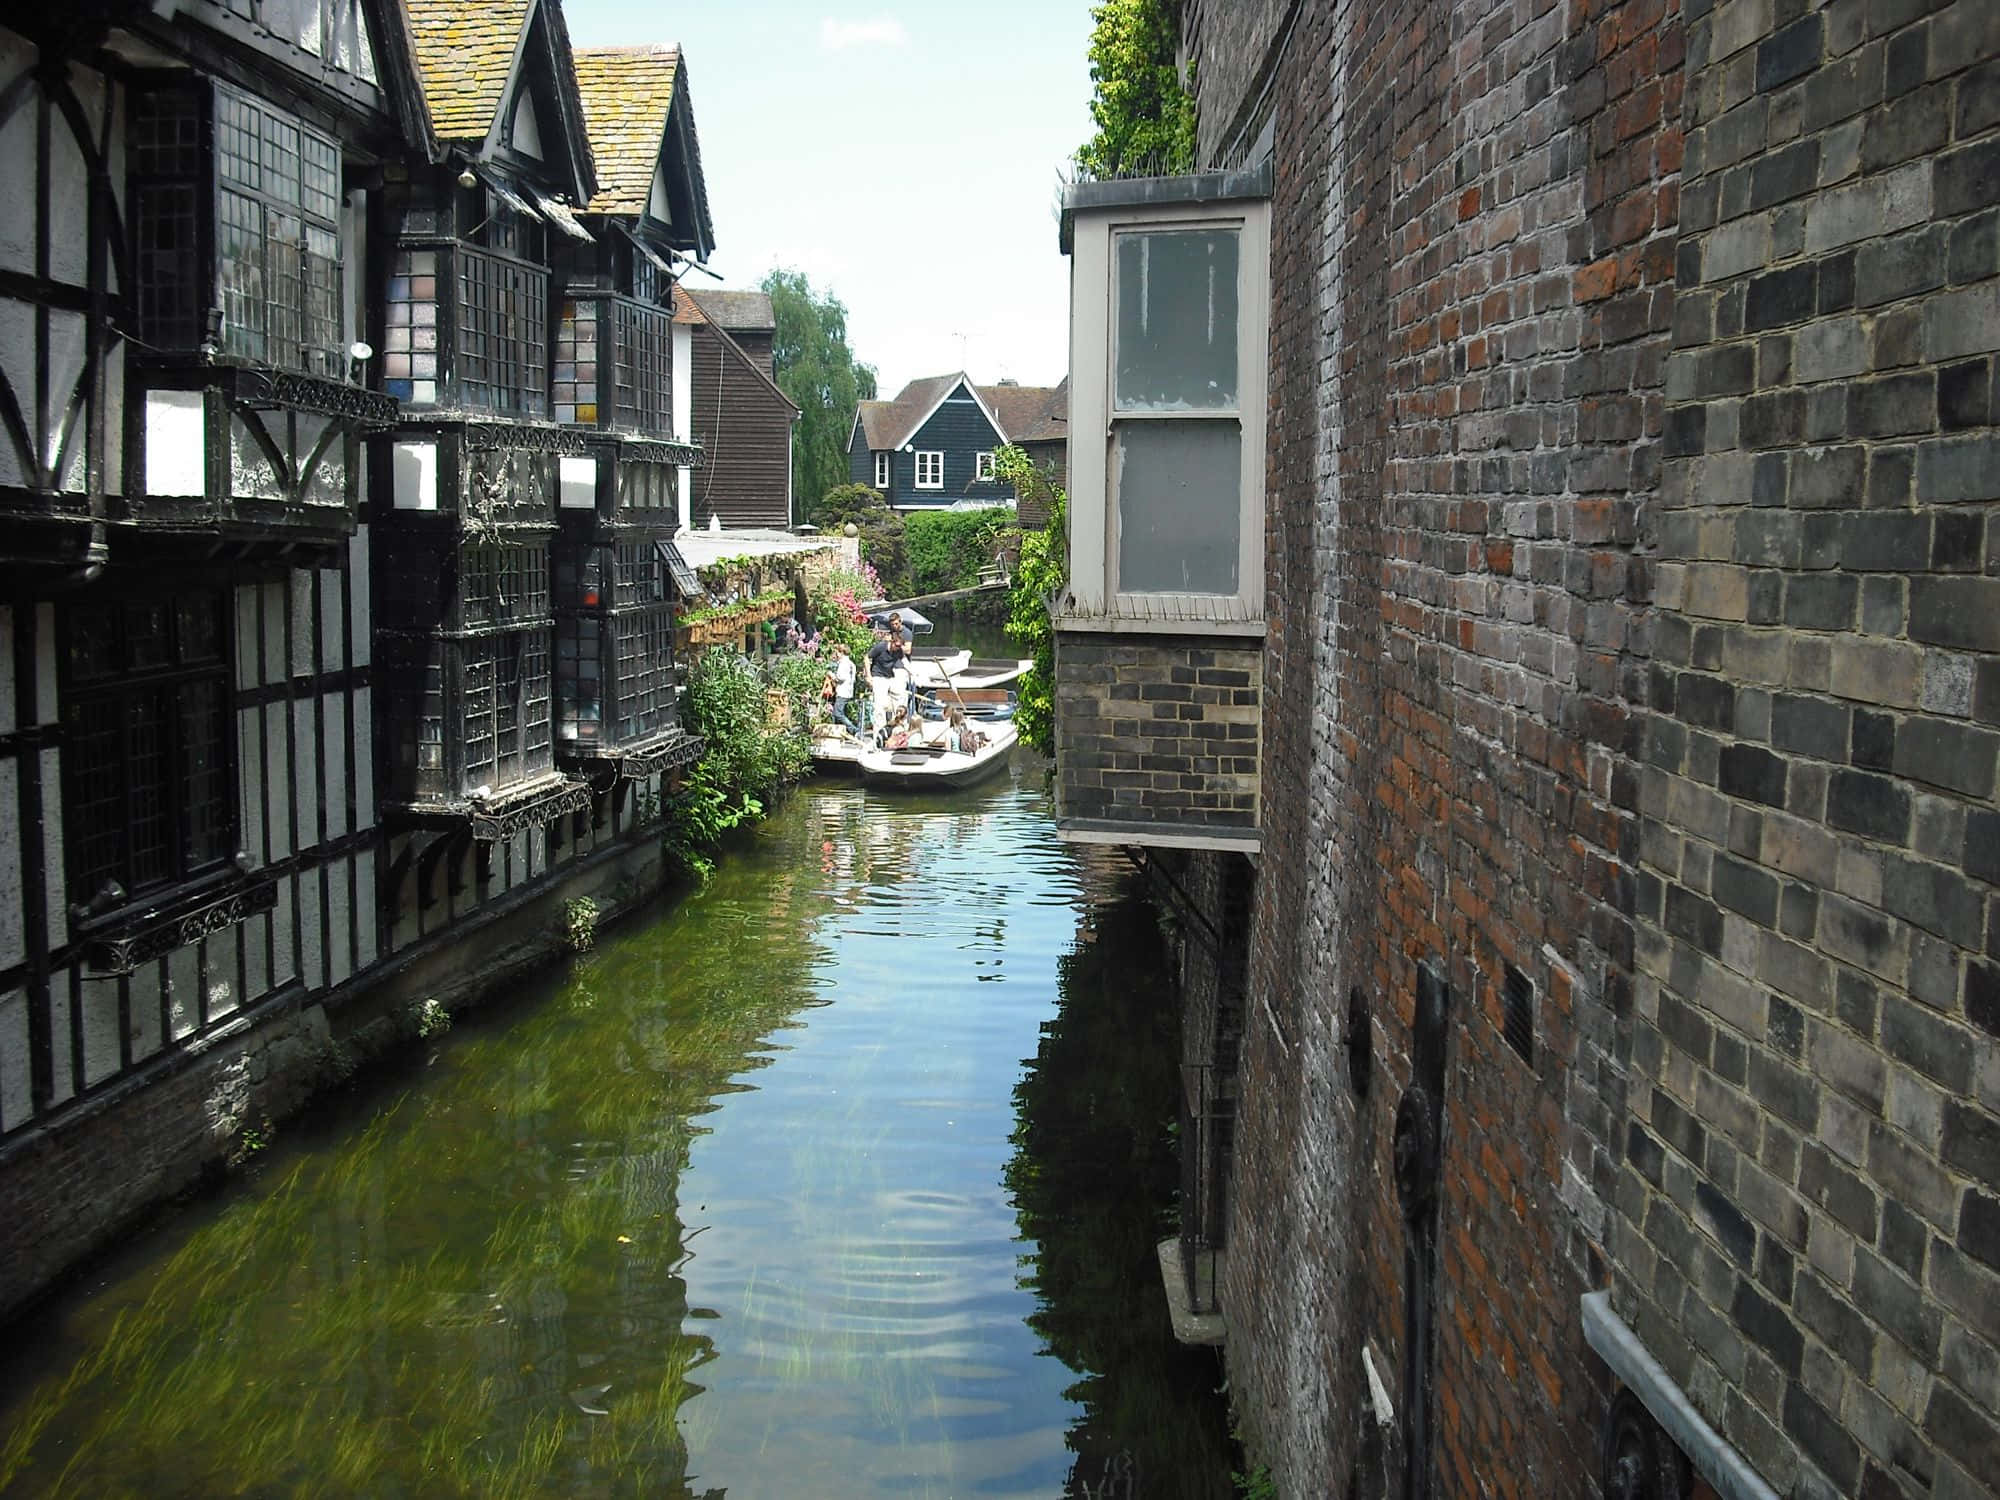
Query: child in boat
xmin=882 ymin=707 xmax=910 ymax=749
xmin=944 ymin=705 xmax=969 ymax=753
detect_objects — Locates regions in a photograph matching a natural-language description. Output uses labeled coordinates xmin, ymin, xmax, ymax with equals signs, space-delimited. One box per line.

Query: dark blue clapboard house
xmin=847 ymin=374 xmax=1062 ymax=511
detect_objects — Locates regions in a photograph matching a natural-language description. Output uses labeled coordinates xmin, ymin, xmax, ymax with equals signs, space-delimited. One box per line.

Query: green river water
xmin=0 ymin=740 xmax=1234 ymax=1497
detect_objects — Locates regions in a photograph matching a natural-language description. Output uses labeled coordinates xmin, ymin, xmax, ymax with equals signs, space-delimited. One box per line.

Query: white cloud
xmin=819 ymin=16 xmax=908 ymax=50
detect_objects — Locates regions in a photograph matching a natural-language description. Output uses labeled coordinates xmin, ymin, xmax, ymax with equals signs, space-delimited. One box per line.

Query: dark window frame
xmin=457 ymin=241 xmax=550 ymax=418
xmin=59 ymin=588 xmax=238 ymax=916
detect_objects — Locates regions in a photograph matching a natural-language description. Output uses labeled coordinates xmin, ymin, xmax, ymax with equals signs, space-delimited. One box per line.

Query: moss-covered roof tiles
xmin=572 ymin=46 xmax=679 ymax=216
xmin=404 ymin=0 xmax=533 ymax=142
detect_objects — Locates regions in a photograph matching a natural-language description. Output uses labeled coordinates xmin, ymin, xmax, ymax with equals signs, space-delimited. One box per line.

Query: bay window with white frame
xmin=1062 ymin=179 xmax=1270 ymax=626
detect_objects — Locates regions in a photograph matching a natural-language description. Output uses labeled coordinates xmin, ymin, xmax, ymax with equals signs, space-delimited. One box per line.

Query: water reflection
xmin=0 ymin=766 xmax=1231 ymax=1498
xmin=1007 ymin=883 xmax=1236 ymax=1499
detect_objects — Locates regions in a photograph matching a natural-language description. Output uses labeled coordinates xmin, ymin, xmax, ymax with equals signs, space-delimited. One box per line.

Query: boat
xmin=950 ymin=657 xmax=1033 ymax=690
xmin=913 ymin=687 xmax=1017 ymax=720
xmin=808 ymin=723 xmax=867 ymax=774
xmin=904 ymin=646 xmax=973 ymax=688
xmin=857 ymin=721 xmax=1018 ymax=790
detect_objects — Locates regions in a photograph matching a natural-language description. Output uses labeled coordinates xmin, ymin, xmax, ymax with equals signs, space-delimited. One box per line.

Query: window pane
xmin=179 ymin=678 xmax=230 ymax=867
xmin=1115 ymin=418 xmax=1240 ymax=595
xmin=1115 ymin=229 xmax=1239 ymax=412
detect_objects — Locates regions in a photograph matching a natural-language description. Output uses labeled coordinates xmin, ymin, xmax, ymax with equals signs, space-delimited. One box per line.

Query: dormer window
xmin=1062 ymin=173 xmax=1270 ymax=625
xmin=131 ymin=82 xmax=346 ymax=380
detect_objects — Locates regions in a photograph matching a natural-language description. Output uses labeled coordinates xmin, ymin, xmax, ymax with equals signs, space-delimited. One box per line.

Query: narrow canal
xmin=0 ymin=753 xmax=1235 ymax=1497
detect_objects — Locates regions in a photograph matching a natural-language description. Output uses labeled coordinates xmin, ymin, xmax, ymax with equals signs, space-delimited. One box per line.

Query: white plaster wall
xmin=41 ymin=745 xmax=64 ymax=950
xmin=323 ymin=694 xmax=348 ymax=841
xmin=0 ymin=34 xmax=35 ymax=277
xmin=348 ymin=529 xmax=372 ymax=667
xmin=0 ymin=301 xmax=29 ymax=488
xmin=129 ymin=961 xmax=162 ymax=1061
xmin=44 ymin=988 xmax=72 ymax=1107
xmin=207 ymin=924 xmax=240 ymax=1021
xmin=354 ymin=846 xmax=378 ymax=971
xmin=0 ymin=760 xmax=18 ymax=974
xmin=0 ymin=987 xmax=28 ymax=1133
xmin=292 ymin=696 xmax=319 ymax=851
xmin=81 ymin=976 xmax=121 ymax=1086
xmin=352 ymin=690 xmax=375 ymax=829
xmin=238 ymin=706 xmax=266 ymax=869
xmin=244 ymin=908 xmax=270 ymax=1004
xmin=319 ymin=563 xmax=344 ymax=672
xmin=167 ymin=944 xmax=198 ymax=1042
xmin=264 ymin=703 xmax=291 ymax=859
xmin=289 ymin=569 xmax=314 ymax=677
xmin=673 ymin=323 xmax=693 ymax=532
xmin=298 ymin=869 xmax=324 ymax=993
xmin=270 ymin=877 xmax=296 ymax=987
xmin=326 ymin=856 xmax=352 ymax=989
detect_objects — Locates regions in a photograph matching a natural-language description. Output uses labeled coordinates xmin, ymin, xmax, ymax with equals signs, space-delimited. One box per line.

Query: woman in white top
xmin=828 ymin=643 xmax=858 ymax=735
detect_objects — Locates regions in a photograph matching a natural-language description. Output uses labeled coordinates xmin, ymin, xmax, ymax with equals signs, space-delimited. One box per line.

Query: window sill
xmin=385 ymin=772 xmax=593 ymax=842
xmin=76 ymin=874 xmax=280 ymax=977
xmin=1056 ymin=611 xmax=1266 ymax=638
xmin=560 ymin=726 xmax=704 ymax=781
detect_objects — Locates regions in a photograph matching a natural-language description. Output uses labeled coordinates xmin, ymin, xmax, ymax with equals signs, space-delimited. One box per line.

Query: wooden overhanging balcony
xmin=125 ymin=360 xmax=397 ymax=561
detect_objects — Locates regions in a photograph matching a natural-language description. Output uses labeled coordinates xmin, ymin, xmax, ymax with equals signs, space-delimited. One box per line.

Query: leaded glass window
xmin=613 ymin=300 xmax=672 ymax=433
xmin=61 ymin=591 xmax=234 ymax=909
xmin=462 ymin=629 xmax=554 ymax=791
xmin=554 ymin=298 xmax=599 ymax=425
xmin=458 ymin=247 xmax=549 ymax=417
xmin=212 ymin=87 xmax=344 ymax=377
xmin=382 ymin=247 xmax=439 ymax=404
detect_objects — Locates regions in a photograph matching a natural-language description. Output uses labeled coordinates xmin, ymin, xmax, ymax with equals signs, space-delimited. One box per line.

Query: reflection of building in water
xmin=1004 ymin=880 xmax=1236 ymax=1499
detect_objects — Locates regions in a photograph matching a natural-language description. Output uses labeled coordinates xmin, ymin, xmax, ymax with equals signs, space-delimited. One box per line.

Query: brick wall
xmin=1174 ymin=0 xmax=2000 ymax=1494
xmin=1625 ymin=2 xmax=2000 ymax=1494
xmin=1053 ymin=634 xmax=1261 ymax=836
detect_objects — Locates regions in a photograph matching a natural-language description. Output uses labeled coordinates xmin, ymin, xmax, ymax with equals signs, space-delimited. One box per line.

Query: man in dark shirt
xmin=866 ymin=626 xmax=900 ymax=737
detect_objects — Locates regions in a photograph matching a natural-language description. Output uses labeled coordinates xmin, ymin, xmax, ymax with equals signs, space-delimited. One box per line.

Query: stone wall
xmin=1053 ymin=633 xmax=1261 ymax=837
xmin=1627 ymin=2 xmax=2000 ymax=1494
xmin=1180 ymin=0 xmax=2000 ymax=1495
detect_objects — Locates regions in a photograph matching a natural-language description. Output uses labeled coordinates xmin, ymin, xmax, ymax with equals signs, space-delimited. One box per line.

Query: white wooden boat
xmin=857 ymin=722 xmax=1018 ymax=790
xmin=904 ymin=648 xmax=973 ymax=688
xmin=950 ymin=657 xmax=1033 ymax=690
xmin=808 ymin=725 xmax=867 ymax=774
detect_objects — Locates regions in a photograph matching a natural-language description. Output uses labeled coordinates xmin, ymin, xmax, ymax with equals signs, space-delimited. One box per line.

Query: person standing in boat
xmin=828 ymin=642 xmax=858 ymax=737
xmin=866 ymin=625 xmax=900 ymax=737
xmin=885 ymin=611 xmax=915 ymax=717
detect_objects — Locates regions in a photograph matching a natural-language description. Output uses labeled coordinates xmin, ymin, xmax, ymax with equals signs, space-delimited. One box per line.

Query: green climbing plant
xmin=996 ymin=445 xmax=1066 ymax=753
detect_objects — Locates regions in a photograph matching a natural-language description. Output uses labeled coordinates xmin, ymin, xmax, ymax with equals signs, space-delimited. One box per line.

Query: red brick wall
xmin=1206 ymin=0 xmax=1686 ymax=1491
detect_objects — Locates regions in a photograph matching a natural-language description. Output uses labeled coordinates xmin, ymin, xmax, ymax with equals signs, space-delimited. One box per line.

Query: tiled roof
xmin=978 ymin=379 xmax=1067 ymax=443
xmin=693 ymin=290 xmax=774 ymax=332
xmin=572 ymin=46 xmax=679 ymax=216
xmin=405 ymin=0 xmax=532 ymax=142
xmin=855 ymin=373 xmax=959 ymax=451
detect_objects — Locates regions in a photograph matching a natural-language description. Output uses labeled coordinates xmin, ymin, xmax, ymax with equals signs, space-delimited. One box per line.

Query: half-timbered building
xmin=559 ymin=45 xmax=707 ymax=786
xmin=0 ymin=0 xmax=722 ymax=1318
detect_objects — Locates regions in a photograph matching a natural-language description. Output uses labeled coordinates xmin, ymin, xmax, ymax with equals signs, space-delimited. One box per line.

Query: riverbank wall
xmin=0 ymin=819 xmax=674 ymax=1325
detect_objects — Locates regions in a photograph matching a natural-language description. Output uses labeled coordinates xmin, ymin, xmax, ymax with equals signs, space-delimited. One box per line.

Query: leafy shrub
xmin=809 ymin=484 xmax=907 ymax=592
xmin=997 ymin=447 xmax=1065 ymax=752
xmin=904 ymin=506 xmax=1011 ymax=595
xmin=809 ymin=483 xmax=882 ymax=529
xmin=663 ymin=647 xmax=810 ymax=878
xmin=562 ymin=897 xmax=599 ymax=954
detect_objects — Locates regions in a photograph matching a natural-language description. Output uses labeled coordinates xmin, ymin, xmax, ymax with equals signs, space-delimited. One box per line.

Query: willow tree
xmin=1076 ymin=0 xmax=1195 ymax=179
xmin=763 ymin=269 xmax=878 ymax=522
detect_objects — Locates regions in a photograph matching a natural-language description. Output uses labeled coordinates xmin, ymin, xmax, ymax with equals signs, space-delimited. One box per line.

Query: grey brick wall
xmin=1053 ymin=634 xmax=1261 ymax=835
xmin=1627 ymin=3 xmax=2000 ymax=1496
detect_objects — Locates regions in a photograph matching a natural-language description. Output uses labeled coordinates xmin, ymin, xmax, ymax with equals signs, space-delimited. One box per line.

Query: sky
xmin=568 ymin=2 xmax=1096 ymax=400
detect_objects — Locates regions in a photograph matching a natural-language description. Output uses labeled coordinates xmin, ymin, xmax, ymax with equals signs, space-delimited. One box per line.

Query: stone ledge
xmin=1580 ymin=1291 xmax=1779 ymax=1500
xmin=1157 ymin=1238 xmax=1226 ymax=1346
xmin=1057 ymin=818 xmax=1261 ymax=854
